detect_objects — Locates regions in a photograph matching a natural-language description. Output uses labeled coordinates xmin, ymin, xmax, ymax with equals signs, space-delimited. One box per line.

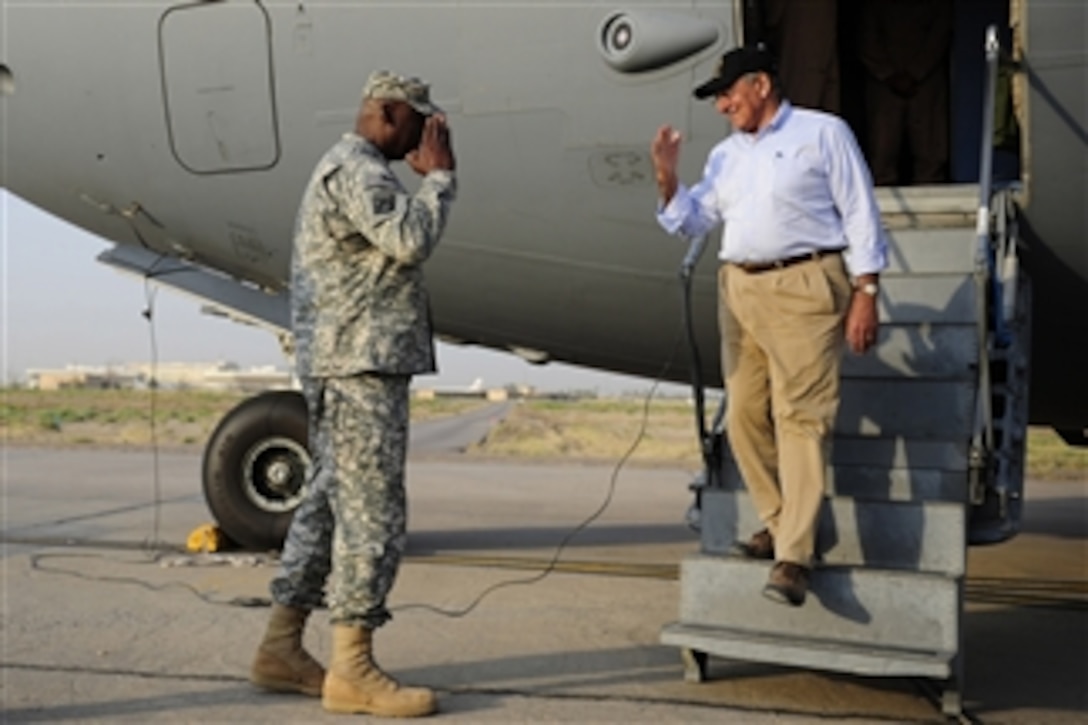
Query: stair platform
xmin=661 ymin=622 xmax=956 ymax=681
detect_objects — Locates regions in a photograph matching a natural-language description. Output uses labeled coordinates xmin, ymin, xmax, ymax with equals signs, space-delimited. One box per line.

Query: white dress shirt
xmin=657 ymin=101 xmax=888 ymax=277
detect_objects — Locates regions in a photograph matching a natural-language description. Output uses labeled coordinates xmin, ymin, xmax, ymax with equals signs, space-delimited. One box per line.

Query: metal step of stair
xmin=874 ymin=183 xmax=978 ymax=231
xmin=874 ymin=275 xmax=978 ymax=323
xmin=842 ymin=323 xmax=978 ymax=379
xmin=836 ymin=379 xmax=977 ymax=438
xmin=672 ymin=556 xmax=960 ymax=658
xmin=699 ymin=489 xmax=965 ymax=575
xmin=881 ymin=227 xmax=978 ymax=273
xmin=821 ymin=436 xmax=969 ymax=470
xmin=720 ymin=456 xmax=968 ymax=502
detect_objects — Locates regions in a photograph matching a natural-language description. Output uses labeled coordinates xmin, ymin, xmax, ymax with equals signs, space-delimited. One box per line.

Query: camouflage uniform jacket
xmin=291 ymin=133 xmax=456 ymax=377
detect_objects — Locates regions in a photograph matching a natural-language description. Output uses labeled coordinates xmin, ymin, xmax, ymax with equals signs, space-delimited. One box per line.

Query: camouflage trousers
xmin=270 ymin=373 xmax=410 ymax=628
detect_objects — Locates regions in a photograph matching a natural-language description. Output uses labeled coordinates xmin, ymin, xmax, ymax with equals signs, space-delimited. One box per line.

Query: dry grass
xmin=465 ymin=397 xmax=701 ymax=465
xmin=2 ymin=389 xmax=1085 ymax=480
xmin=1024 ymin=427 xmax=1088 ymax=481
xmin=0 ymin=388 xmax=488 ymax=449
xmin=467 ymin=398 xmax=1088 ymax=481
xmin=1 ymin=388 xmax=246 ymax=448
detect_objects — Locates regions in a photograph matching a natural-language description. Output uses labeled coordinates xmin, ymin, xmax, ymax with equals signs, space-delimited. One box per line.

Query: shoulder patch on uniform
xmin=371 ymin=189 xmax=397 ymax=216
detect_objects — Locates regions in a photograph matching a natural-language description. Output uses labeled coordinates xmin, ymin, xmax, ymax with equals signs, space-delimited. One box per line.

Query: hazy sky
xmin=1 ymin=190 xmax=682 ymax=394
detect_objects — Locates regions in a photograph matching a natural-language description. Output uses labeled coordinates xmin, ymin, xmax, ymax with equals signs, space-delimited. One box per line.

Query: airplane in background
xmin=440 ymin=377 xmax=486 ymax=396
xmin=1 ymin=0 xmax=1084 ymax=556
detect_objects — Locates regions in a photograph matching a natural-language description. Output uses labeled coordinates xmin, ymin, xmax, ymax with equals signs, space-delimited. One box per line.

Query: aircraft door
xmin=159 ymin=1 xmax=280 ymax=174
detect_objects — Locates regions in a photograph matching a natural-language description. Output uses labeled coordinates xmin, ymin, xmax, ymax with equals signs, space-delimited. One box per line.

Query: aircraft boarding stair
xmin=661 ymin=28 xmax=1031 ymax=715
xmin=660 ymin=181 xmax=1031 ymax=716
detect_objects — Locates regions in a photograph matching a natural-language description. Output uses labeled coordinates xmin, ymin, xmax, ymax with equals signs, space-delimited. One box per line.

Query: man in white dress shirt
xmin=651 ymin=45 xmax=887 ymax=606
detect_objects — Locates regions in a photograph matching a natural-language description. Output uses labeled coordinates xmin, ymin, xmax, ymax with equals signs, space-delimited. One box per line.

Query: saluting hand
xmin=407 ymin=115 xmax=455 ymax=176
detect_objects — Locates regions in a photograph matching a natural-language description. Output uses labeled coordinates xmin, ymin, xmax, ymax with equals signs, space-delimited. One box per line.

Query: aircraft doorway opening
xmin=159 ymin=1 xmax=280 ymax=174
xmin=741 ymin=0 xmax=1020 ymax=187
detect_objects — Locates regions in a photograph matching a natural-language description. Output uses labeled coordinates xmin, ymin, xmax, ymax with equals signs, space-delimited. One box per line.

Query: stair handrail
xmin=976 ymin=25 xmax=1000 ymax=250
xmin=970 ymin=24 xmax=1002 ymax=504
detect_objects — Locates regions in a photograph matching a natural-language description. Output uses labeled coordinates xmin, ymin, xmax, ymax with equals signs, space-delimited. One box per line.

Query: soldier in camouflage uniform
xmin=250 ymin=70 xmax=456 ymax=718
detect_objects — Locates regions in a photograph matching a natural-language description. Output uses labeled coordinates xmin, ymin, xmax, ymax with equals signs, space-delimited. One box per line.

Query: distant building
xmin=26 ymin=362 xmax=294 ymax=392
xmin=202 ymin=364 xmax=295 ymax=393
xmin=413 ymin=381 xmax=535 ymax=401
xmin=26 ymin=365 xmax=144 ymax=391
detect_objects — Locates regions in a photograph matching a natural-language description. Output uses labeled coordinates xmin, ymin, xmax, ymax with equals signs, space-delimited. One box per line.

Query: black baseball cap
xmin=693 ymin=45 xmax=777 ymax=99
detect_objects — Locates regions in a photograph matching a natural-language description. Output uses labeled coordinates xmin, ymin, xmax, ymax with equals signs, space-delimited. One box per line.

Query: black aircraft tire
xmin=201 ymin=390 xmax=311 ymax=551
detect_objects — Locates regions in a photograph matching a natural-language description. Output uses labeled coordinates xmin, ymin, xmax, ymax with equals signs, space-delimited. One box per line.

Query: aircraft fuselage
xmin=1 ymin=0 xmax=1084 ymax=431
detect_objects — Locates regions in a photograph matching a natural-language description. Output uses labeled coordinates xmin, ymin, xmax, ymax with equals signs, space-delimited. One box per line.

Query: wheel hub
xmin=241 ymin=436 xmax=311 ymax=513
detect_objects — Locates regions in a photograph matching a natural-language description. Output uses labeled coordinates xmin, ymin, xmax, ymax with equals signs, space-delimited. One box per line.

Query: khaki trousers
xmin=719 ymin=253 xmax=852 ymax=566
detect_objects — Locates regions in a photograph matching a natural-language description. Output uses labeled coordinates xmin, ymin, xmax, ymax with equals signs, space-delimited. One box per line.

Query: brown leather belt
xmin=731 ymin=247 xmax=845 ymax=274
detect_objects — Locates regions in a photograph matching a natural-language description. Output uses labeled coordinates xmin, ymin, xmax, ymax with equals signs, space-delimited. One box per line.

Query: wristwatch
xmin=857 ymin=282 xmax=879 ymax=297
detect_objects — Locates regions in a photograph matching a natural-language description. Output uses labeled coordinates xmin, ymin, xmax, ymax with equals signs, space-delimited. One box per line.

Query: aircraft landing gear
xmin=201 ymin=390 xmax=311 ymax=551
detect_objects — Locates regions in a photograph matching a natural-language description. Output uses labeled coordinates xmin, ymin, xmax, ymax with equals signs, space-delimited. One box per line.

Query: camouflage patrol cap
xmin=363 ymin=70 xmax=442 ymax=116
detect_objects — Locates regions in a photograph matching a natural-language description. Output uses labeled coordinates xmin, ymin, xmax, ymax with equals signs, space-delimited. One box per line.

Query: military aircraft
xmin=1 ymin=0 xmax=1083 ymax=553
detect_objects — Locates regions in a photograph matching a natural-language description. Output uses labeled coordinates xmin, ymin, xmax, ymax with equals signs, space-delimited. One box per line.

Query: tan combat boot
xmin=249 ymin=603 xmax=326 ymax=697
xmin=322 ymin=624 xmax=436 ymax=717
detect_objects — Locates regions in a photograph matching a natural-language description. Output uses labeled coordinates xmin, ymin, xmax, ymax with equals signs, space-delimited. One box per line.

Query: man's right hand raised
xmin=651 ymin=125 xmax=681 ymax=204
xmin=407 ymin=115 xmax=455 ymax=176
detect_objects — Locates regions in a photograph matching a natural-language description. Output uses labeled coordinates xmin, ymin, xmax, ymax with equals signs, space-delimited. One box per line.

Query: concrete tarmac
xmin=2 ymin=441 xmax=1085 ymax=723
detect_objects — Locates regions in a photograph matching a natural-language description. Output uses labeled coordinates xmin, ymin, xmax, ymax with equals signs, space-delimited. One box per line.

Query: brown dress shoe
xmin=735 ymin=529 xmax=775 ymax=560
xmin=762 ymin=562 xmax=810 ymax=606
